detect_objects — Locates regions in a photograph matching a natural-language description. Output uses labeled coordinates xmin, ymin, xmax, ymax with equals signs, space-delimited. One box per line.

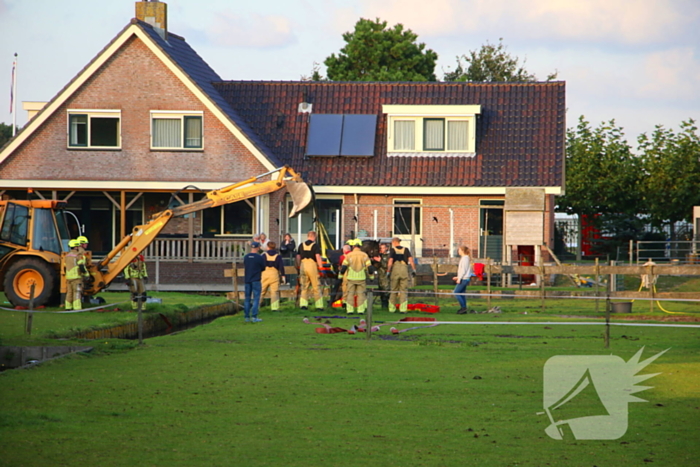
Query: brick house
xmin=0 ymin=1 xmax=565 ymax=287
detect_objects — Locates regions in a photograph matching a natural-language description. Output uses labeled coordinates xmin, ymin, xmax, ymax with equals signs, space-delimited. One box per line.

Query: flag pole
xmin=11 ymin=53 xmax=17 ymax=137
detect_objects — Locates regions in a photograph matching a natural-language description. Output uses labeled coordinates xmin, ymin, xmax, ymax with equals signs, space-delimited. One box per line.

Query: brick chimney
xmin=135 ymin=0 xmax=167 ymax=39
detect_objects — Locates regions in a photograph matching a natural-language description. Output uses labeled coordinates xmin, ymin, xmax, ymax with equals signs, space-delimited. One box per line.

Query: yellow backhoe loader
xmin=0 ymin=166 xmax=312 ymax=308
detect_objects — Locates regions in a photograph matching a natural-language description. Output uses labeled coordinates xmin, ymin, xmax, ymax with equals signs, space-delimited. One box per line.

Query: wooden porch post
xmin=120 ymin=191 xmax=126 ymax=240
xmin=188 ymin=192 xmax=194 ymax=263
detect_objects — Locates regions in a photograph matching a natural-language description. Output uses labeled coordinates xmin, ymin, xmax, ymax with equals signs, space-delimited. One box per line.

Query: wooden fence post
xmin=233 ymin=261 xmax=240 ymax=310
xmin=595 ymin=258 xmax=600 ymax=313
xmin=649 ymin=263 xmax=655 ymax=314
xmin=25 ymin=284 xmax=35 ymax=335
xmin=605 ymin=260 xmax=611 ymax=348
xmin=487 ymin=259 xmax=492 ymax=310
xmin=540 ymin=257 xmax=546 ymax=313
xmin=366 ymin=290 xmax=373 ymax=340
xmin=137 ymin=295 xmax=144 ymax=345
xmin=432 ymin=256 xmax=439 ymax=307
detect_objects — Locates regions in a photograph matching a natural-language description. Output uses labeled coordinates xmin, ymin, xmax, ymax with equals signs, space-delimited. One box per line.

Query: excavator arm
xmin=83 ymin=166 xmax=312 ymax=295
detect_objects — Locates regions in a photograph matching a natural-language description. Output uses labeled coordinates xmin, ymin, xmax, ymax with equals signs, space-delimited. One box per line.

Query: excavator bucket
xmin=286 ymin=179 xmax=313 ymax=217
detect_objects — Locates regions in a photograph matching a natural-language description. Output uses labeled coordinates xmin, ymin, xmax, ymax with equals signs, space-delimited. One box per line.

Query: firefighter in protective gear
xmin=124 ymin=254 xmax=148 ymax=310
xmin=387 ymin=237 xmax=417 ymax=313
xmin=260 ymin=241 xmax=286 ymax=311
xmin=340 ymin=238 xmax=375 ymax=314
xmin=76 ymin=235 xmax=94 ymax=288
xmin=332 ymin=243 xmax=352 ymax=304
xmin=373 ymin=243 xmax=390 ymax=309
xmin=296 ymin=231 xmax=324 ymax=310
xmin=63 ymin=239 xmax=87 ymax=310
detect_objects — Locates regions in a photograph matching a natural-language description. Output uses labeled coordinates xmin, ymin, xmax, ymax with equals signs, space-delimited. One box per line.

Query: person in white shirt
xmin=453 ymin=246 xmax=473 ymax=314
xmin=258 ymin=233 xmax=269 ymax=251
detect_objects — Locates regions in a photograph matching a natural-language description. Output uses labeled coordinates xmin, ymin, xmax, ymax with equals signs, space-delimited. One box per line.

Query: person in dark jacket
xmin=279 ymin=233 xmax=296 ymax=261
xmin=243 ymin=242 xmax=266 ymax=323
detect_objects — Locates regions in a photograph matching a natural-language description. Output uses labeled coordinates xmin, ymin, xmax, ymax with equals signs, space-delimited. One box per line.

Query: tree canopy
xmin=321 ymin=18 xmax=438 ymax=82
xmin=444 ymin=38 xmax=557 ymax=82
xmin=638 ymin=119 xmax=700 ymax=229
xmin=557 ymin=117 xmax=641 ymax=218
xmin=0 ymin=122 xmax=15 ymax=149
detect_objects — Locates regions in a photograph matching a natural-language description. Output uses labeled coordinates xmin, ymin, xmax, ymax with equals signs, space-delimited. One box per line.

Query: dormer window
xmin=383 ymin=105 xmax=480 ymax=157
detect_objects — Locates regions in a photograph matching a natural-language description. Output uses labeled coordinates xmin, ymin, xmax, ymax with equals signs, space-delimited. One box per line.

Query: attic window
xmin=306 ymin=114 xmax=377 ymax=157
xmin=383 ymin=105 xmax=480 ymax=157
xmin=67 ymin=110 xmax=121 ymax=149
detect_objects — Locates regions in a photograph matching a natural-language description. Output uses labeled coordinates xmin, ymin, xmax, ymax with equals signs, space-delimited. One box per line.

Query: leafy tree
xmin=557 ymin=117 xmax=642 ymax=256
xmin=638 ymin=120 xmax=700 ymax=232
xmin=0 ymin=122 xmax=16 ymax=148
xmin=321 ymin=18 xmax=438 ymax=82
xmin=444 ymin=38 xmax=557 ymax=82
xmin=558 ymin=117 xmax=641 ymax=218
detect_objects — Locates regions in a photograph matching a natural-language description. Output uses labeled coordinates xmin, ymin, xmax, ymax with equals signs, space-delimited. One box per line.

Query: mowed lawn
xmin=1 ymin=306 xmax=699 ymax=467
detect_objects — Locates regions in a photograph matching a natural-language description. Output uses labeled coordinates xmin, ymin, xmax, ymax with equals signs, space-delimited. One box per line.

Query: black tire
xmin=3 ymin=258 xmax=59 ymax=308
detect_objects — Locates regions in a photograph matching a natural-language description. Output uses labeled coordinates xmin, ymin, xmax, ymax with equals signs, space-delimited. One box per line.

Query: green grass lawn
xmin=1 ymin=297 xmax=699 ymax=467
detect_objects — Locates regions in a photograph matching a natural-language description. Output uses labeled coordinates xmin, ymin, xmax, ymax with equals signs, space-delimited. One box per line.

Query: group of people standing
xmin=242 ymin=231 xmax=424 ymax=321
xmin=335 ymin=237 xmax=419 ymax=314
xmin=242 ymin=230 xmax=327 ymax=322
xmin=242 ymin=234 xmax=292 ymax=323
xmin=62 ymin=235 xmax=149 ymax=311
xmin=242 ymin=230 xmax=474 ymax=322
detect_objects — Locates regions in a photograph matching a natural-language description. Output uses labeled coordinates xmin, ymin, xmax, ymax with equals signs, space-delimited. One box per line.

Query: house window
xmin=67 ymin=110 xmax=121 ymax=148
xmin=202 ymin=200 xmax=253 ymax=236
xmin=423 ymin=119 xmax=445 ymax=151
xmin=151 ymin=112 xmax=203 ymax=150
xmin=383 ymin=105 xmax=480 ymax=155
xmin=393 ymin=200 xmax=421 ymax=235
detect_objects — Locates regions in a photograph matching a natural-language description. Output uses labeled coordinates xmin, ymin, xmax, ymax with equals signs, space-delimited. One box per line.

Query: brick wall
xmin=340 ymin=194 xmax=489 ymax=257
xmin=336 ymin=193 xmax=555 ymax=260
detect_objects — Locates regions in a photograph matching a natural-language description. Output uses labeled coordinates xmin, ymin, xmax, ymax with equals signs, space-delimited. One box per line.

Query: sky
xmin=1 ymin=0 xmax=699 ymax=142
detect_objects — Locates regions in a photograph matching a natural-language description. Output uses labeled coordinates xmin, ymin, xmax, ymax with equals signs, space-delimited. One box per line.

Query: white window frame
xmin=383 ymin=105 xmax=480 ymax=156
xmin=150 ymin=110 xmax=204 ymax=150
xmin=67 ymin=109 xmax=121 ymax=149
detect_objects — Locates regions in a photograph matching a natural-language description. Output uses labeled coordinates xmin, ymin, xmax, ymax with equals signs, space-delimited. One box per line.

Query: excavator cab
xmin=0 ymin=200 xmax=74 ymax=307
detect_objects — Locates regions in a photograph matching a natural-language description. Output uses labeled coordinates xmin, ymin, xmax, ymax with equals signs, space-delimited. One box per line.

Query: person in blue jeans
xmin=244 ymin=242 xmax=267 ymax=323
xmin=453 ymin=246 xmax=473 ymax=314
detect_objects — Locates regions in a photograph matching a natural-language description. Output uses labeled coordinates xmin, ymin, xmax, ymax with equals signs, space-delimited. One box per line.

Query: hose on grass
xmin=632 ymin=282 xmax=695 ymax=315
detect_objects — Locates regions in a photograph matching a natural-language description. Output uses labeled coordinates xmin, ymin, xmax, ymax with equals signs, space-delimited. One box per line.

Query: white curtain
xmin=153 ymin=119 xmax=181 ymax=147
xmin=394 ymin=120 xmax=415 ymax=150
xmin=447 ymin=121 xmax=469 ymax=151
xmin=70 ymin=115 xmax=87 ymax=146
xmin=424 ymin=119 xmax=444 ymax=150
xmin=184 ymin=117 xmax=202 ymax=148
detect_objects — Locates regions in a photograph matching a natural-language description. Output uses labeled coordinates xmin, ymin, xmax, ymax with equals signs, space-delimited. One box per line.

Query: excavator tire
xmin=3 ymin=258 xmax=58 ymax=308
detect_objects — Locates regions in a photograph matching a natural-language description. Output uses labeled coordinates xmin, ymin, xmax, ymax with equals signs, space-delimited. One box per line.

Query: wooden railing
xmin=143 ymin=237 xmax=249 ymax=262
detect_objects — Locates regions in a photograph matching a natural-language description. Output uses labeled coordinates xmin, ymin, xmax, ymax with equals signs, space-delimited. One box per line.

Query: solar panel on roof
xmin=305 ymin=114 xmax=343 ymax=156
xmin=340 ymin=114 xmax=377 ymax=157
xmin=306 ymin=114 xmax=377 ymax=157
